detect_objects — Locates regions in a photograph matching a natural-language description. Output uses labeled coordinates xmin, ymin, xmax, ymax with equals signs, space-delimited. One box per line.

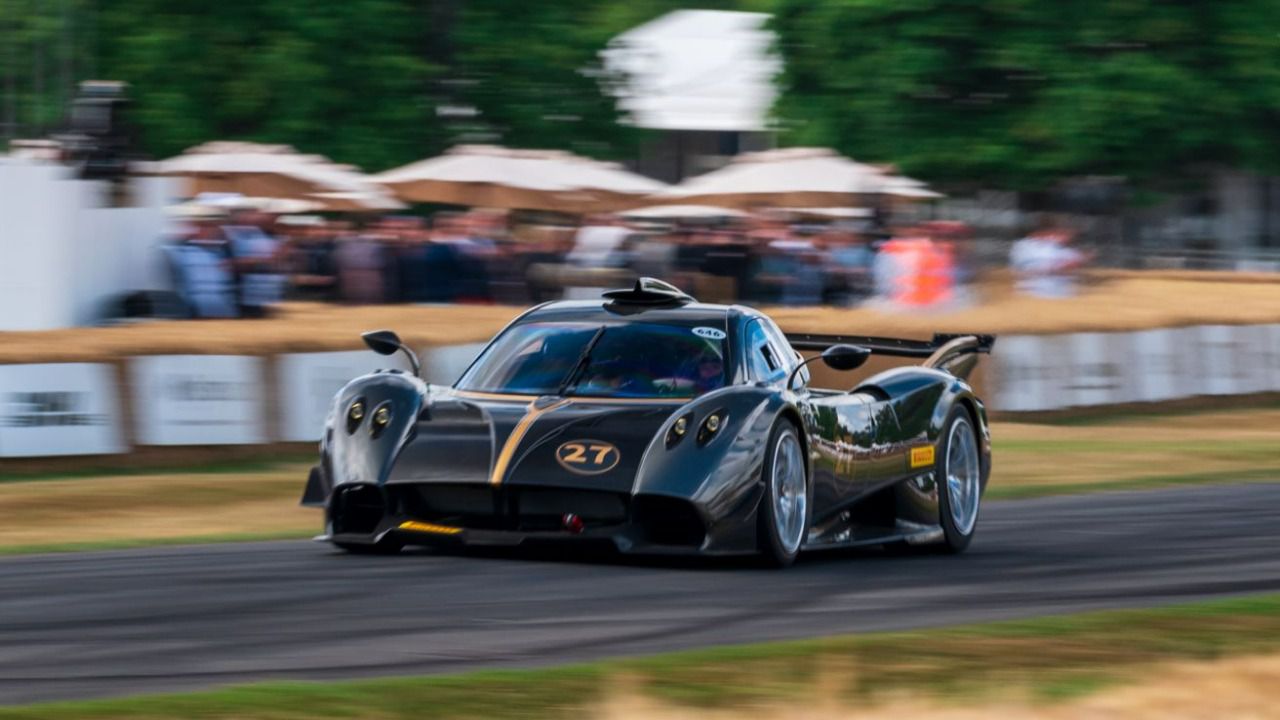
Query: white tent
xmin=621 ymin=204 xmax=747 ymax=219
xmin=373 ymin=145 xmax=667 ymax=212
xmin=149 ymin=142 xmax=403 ymax=211
xmin=651 ymin=147 xmax=941 ymax=208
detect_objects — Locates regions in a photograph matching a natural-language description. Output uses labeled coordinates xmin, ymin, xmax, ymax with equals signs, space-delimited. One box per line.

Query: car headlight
xmin=346 ymin=399 xmax=365 ymax=433
xmin=666 ymin=412 xmax=693 ymax=448
xmin=370 ymin=402 xmax=393 ymax=437
xmin=697 ymin=410 xmax=726 ymax=446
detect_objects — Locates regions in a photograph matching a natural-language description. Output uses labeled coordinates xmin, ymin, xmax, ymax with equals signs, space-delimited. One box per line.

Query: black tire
xmin=756 ymin=420 xmax=810 ymax=568
xmin=936 ymin=405 xmax=982 ymax=554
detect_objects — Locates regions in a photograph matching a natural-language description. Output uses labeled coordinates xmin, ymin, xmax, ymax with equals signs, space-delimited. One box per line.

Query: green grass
xmin=6 ymin=594 xmax=1280 ymax=719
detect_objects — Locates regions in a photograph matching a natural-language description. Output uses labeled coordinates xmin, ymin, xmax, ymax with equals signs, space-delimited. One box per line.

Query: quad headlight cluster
xmin=666 ymin=409 xmax=727 ymax=448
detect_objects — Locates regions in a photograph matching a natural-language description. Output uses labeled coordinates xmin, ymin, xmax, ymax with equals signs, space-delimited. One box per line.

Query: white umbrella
xmin=374 ymin=144 xmax=667 ymax=212
xmin=776 ymin=207 xmax=874 ymax=219
xmin=651 ymin=147 xmax=939 ymax=208
xmin=621 ymin=204 xmax=747 ymax=219
xmin=150 ymin=141 xmax=404 ymax=211
xmin=169 ymin=193 xmax=325 ymax=216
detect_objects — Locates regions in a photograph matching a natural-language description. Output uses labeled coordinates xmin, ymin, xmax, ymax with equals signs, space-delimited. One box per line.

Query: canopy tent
xmin=776 ymin=207 xmax=874 ymax=219
xmin=621 ymin=204 xmax=747 ymax=219
xmin=649 ymin=147 xmax=941 ymax=208
xmin=148 ymin=142 xmax=404 ymax=212
xmin=167 ymin=193 xmax=324 ymax=218
xmin=372 ymin=145 xmax=668 ymax=213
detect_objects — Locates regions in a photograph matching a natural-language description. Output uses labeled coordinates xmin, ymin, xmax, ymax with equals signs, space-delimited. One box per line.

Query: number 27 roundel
xmin=556 ymin=440 xmax=620 ymax=475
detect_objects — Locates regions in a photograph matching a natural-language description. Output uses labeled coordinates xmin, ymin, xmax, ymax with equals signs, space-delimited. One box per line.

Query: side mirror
xmin=362 ymin=330 xmax=421 ymax=378
xmin=820 ymin=344 xmax=870 ymax=371
xmin=786 ymin=343 xmax=871 ymax=390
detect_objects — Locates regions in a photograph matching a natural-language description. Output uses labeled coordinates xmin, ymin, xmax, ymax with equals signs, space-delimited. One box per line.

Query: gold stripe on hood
xmin=489 ymin=398 xmax=571 ymax=485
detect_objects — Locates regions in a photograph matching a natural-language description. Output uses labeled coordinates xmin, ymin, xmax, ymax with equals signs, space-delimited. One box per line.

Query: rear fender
xmin=859 ymin=367 xmax=989 ymax=525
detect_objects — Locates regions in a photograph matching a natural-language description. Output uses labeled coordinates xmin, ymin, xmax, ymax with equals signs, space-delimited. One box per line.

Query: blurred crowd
xmin=160 ymin=206 xmax=1089 ymax=319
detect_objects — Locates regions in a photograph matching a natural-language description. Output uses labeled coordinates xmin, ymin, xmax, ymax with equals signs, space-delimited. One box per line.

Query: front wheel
xmin=936 ymin=406 xmax=982 ymax=553
xmin=757 ymin=421 xmax=809 ymax=567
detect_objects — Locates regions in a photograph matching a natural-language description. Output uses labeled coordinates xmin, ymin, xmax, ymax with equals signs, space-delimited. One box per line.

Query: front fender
xmin=323 ymin=371 xmax=426 ymax=491
xmin=633 ymin=385 xmax=793 ymax=552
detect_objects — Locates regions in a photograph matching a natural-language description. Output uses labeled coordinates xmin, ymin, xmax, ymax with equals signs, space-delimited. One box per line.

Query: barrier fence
xmin=1 ymin=326 xmax=1279 ymax=458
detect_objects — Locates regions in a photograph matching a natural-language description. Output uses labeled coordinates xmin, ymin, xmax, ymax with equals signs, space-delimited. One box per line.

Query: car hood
xmin=386 ymin=391 xmax=684 ymax=494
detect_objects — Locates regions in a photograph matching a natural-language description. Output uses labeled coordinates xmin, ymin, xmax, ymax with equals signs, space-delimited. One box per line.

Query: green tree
xmin=771 ymin=0 xmax=1280 ymax=190
xmin=94 ymin=0 xmax=440 ymax=170
xmin=0 ymin=0 xmax=97 ymax=141
xmin=5 ymin=1 xmax=767 ymax=169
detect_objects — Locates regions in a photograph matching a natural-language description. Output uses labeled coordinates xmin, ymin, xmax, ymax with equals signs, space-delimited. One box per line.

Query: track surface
xmin=4 ymin=482 xmax=1280 ymax=705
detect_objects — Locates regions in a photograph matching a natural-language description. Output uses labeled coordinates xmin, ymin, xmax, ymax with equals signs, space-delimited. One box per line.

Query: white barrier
xmin=991 ymin=325 xmax=1280 ymax=412
xmin=130 ymin=355 xmax=265 ymax=445
xmin=421 ymin=343 xmax=487 ymax=386
xmin=277 ymin=351 xmax=410 ymax=442
xmin=0 ymin=363 xmax=123 ymax=457
xmin=1267 ymin=325 xmax=1280 ymax=391
xmin=1067 ymin=332 xmax=1131 ymax=407
xmin=3 ymin=324 xmax=1279 ymax=458
xmin=1129 ymin=328 xmax=1185 ymax=402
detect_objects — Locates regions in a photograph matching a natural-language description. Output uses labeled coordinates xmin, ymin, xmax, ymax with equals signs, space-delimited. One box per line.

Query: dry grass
xmin=0 ymin=464 xmax=315 ymax=549
xmin=1 ymin=273 xmax=1277 ymax=364
xmin=993 ymin=406 xmax=1280 ymax=492
xmin=596 ymin=652 xmax=1280 ymax=720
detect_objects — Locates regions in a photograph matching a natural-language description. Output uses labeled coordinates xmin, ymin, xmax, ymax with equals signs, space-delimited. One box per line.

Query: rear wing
xmin=786 ymin=332 xmax=996 ymax=375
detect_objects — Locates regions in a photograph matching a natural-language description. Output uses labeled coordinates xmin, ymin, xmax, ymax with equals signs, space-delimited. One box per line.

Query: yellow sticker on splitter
xmin=398 ymin=520 xmax=462 ymax=535
xmin=910 ymin=446 xmax=936 ymax=468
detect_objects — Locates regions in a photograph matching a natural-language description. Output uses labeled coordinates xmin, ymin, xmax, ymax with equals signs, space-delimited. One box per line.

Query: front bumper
xmin=319 ymin=515 xmax=744 ymax=556
xmin=306 ymin=469 xmax=746 ymax=556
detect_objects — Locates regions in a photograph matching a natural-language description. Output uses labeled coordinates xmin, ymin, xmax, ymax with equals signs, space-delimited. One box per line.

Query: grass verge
xmin=5 ymin=593 xmax=1280 ymax=718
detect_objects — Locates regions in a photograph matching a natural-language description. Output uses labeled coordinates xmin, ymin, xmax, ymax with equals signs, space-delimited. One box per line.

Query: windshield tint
xmin=457 ymin=321 xmax=727 ymax=398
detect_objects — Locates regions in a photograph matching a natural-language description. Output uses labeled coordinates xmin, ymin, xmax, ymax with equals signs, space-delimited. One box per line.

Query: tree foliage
xmin=771 ymin=0 xmax=1280 ymax=190
xmin=4 ymin=0 xmax=753 ymax=170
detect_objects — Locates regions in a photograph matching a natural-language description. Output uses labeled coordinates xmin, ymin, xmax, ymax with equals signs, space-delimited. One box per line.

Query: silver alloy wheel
xmin=946 ymin=416 xmax=981 ymax=536
xmin=772 ymin=430 xmax=808 ymax=555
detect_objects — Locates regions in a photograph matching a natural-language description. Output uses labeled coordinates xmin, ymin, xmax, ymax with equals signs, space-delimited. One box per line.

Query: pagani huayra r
xmin=302 ymin=278 xmax=994 ymax=566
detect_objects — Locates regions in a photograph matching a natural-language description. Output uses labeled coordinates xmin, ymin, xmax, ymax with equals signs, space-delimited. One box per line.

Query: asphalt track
xmin=4 ymin=482 xmax=1280 ymax=705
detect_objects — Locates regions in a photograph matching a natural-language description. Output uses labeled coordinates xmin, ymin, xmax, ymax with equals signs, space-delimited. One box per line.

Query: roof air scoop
xmin=602 ymin=278 xmax=696 ymax=306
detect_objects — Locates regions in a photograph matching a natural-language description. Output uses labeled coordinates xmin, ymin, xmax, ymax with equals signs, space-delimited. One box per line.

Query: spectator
xmin=1010 ymin=221 xmax=1092 ymax=298
xmin=282 ymin=219 xmax=338 ymax=301
xmin=334 ymin=223 xmax=390 ymax=304
xmin=821 ymin=226 xmax=874 ymax=306
xmin=875 ymin=228 xmax=954 ymax=308
xmin=221 ymin=210 xmax=286 ymax=317
xmin=167 ymin=220 xmax=238 ymax=318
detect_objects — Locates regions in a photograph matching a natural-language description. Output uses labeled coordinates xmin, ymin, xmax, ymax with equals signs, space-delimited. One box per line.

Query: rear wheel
xmin=937 ymin=406 xmax=982 ymax=553
xmin=757 ymin=420 xmax=809 ymax=567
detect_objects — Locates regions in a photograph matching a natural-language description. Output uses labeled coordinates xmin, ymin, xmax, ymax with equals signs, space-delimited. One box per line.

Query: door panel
xmin=807 ymin=393 xmax=875 ymax=519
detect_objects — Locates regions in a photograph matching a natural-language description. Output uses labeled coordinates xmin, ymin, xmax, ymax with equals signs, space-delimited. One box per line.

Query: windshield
xmin=457 ymin=321 xmax=727 ymax=398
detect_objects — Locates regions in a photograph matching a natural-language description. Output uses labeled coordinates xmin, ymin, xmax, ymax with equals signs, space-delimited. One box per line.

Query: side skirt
xmin=802 ymin=518 xmax=944 ymax=551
